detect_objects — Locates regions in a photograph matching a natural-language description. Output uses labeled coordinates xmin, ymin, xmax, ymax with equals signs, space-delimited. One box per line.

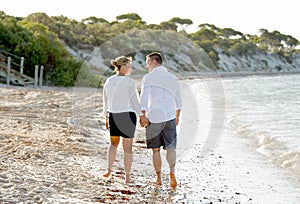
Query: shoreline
xmin=177 ymin=69 xmax=300 ymax=80
xmin=1 ymin=71 xmax=300 ymax=203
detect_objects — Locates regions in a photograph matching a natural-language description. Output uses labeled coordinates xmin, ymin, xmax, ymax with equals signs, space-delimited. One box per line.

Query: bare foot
xmin=102 ymin=172 xmax=111 ymax=178
xmin=125 ymin=174 xmax=131 ymax=184
xmin=170 ymin=172 xmax=177 ymax=189
xmin=155 ymin=171 xmax=162 ymax=185
xmin=156 ymin=178 xmax=162 ymax=185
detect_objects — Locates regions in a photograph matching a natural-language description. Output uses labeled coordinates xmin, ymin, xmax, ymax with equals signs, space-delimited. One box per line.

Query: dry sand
xmin=1 ymin=75 xmax=300 ymax=203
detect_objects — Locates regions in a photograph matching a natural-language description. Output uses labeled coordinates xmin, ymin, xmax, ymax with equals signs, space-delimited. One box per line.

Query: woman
xmin=102 ymin=55 xmax=146 ymax=184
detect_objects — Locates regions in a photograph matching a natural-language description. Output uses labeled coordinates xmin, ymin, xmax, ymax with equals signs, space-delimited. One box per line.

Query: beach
xmin=1 ymin=74 xmax=300 ymax=203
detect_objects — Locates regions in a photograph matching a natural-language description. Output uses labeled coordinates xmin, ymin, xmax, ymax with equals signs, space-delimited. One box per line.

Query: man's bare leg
xmin=152 ymin=148 xmax=162 ymax=185
xmin=167 ymin=148 xmax=177 ymax=188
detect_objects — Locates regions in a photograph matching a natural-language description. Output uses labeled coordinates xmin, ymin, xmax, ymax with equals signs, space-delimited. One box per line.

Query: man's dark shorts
xmin=146 ymin=119 xmax=177 ymax=149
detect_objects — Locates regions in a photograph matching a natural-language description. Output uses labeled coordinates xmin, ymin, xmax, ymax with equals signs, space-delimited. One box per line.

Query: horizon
xmin=1 ymin=0 xmax=299 ymax=40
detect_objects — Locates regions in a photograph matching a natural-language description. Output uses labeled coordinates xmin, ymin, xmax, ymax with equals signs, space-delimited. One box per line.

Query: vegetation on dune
xmin=0 ymin=11 xmax=299 ymax=86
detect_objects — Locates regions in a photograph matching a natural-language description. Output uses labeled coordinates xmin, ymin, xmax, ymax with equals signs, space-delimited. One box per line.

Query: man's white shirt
xmin=140 ymin=66 xmax=182 ymax=123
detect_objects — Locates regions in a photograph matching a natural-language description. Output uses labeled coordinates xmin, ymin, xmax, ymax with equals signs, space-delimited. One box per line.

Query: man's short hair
xmin=147 ymin=52 xmax=163 ymax=64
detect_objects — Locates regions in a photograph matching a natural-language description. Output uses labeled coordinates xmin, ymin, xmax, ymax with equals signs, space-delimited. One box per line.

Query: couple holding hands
xmin=102 ymin=52 xmax=182 ymax=189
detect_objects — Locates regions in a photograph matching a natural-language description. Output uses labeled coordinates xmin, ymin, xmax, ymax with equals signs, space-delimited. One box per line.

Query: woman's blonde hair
xmin=111 ymin=56 xmax=132 ymax=72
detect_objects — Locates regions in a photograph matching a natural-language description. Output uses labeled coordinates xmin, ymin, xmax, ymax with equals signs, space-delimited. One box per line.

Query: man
xmin=140 ymin=52 xmax=182 ymax=189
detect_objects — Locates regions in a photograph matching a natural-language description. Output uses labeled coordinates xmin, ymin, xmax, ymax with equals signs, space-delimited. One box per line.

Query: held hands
xmin=139 ymin=115 xmax=149 ymax=128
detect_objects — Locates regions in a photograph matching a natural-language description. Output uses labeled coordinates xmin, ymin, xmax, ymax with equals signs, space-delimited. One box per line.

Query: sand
xmin=1 ymin=76 xmax=300 ymax=203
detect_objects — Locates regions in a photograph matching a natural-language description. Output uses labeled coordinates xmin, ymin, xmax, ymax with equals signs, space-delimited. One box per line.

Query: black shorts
xmin=108 ymin=112 xmax=137 ymax=138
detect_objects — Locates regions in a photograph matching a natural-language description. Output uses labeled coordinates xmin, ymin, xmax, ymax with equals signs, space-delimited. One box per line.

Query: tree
xmin=0 ymin=11 xmax=7 ymax=19
xmin=231 ymin=41 xmax=257 ymax=55
xmin=0 ymin=16 xmax=28 ymax=53
xmin=159 ymin=21 xmax=177 ymax=31
xmin=282 ymin=35 xmax=298 ymax=50
xmin=116 ymin=13 xmax=142 ymax=21
xmin=170 ymin=17 xmax=193 ymax=31
xmin=191 ymin=28 xmax=217 ymax=41
xmin=26 ymin=12 xmax=55 ymax=26
xmin=198 ymin=23 xmax=219 ymax=32
xmin=258 ymin=29 xmax=294 ymax=52
xmin=82 ymin=16 xmax=109 ymax=24
xmin=218 ymin=28 xmax=243 ymax=39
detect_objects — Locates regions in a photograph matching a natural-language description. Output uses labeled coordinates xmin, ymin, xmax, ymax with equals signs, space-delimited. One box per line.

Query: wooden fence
xmin=0 ymin=49 xmax=43 ymax=87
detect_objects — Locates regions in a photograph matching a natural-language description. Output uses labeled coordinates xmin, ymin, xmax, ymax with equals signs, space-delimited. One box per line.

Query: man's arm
xmin=175 ymin=109 xmax=181 ymax=126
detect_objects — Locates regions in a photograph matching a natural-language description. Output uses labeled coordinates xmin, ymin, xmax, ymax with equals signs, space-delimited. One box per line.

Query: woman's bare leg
xmin=123 ymin=137 xmax=133 ymax=183
xmin=103 ymin=136 xmax=120 ymax=177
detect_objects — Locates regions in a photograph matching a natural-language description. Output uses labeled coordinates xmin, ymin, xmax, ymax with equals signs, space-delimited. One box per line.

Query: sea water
xmin=175 ymin=73 xmax=300 ymax=203
xmin=222 ymin=74 xmax=300 ymax=175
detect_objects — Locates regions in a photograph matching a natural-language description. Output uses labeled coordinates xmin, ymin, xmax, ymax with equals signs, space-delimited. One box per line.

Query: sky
xmin=1 ymin=0 xmax=299 ymax=40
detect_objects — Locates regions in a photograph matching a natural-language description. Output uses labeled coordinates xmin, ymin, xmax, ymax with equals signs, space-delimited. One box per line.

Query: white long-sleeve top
xmin=103 ymin=75 xmax=142 ymax=116
xmin=140 ymin=66 xmax=182 ymax=123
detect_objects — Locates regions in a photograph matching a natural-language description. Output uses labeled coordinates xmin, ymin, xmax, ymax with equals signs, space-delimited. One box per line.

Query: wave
xmin=256 ymin=135 xmax=300 ymax=175
xmin=227 ymin=113 xmax=300 ymax=176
